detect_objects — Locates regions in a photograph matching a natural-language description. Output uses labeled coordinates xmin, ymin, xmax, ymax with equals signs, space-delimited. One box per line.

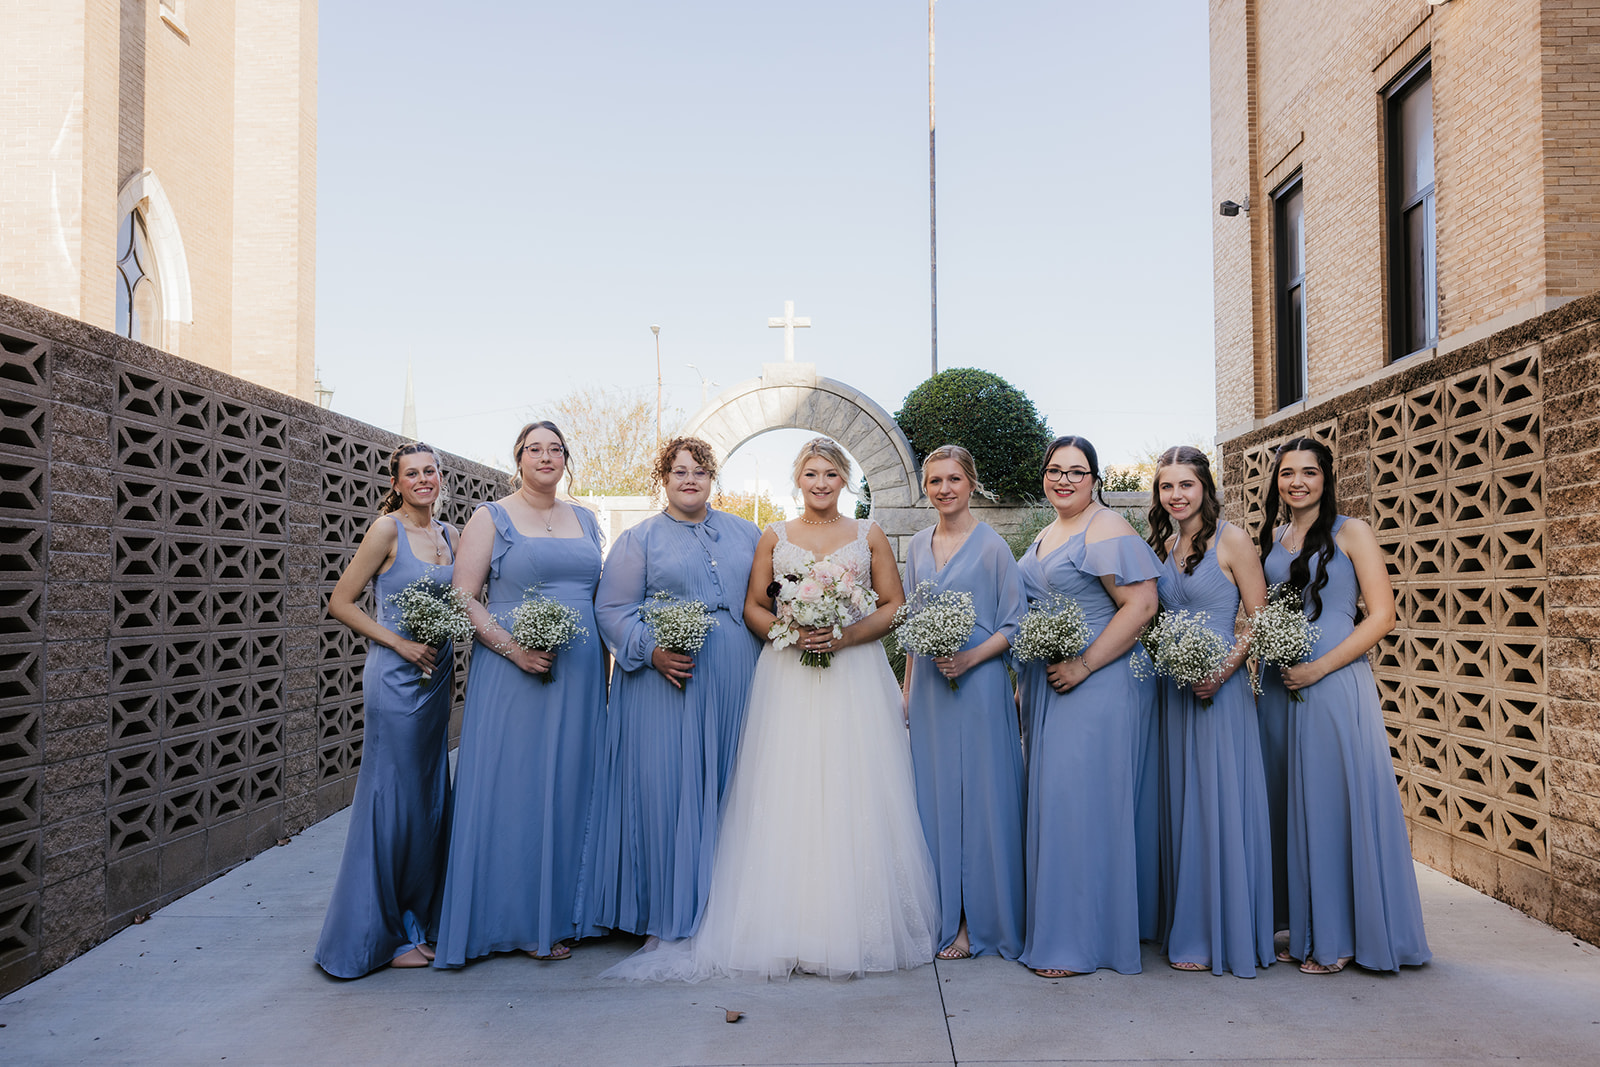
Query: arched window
xmin=115 ymin=209 xmax=163 ymax=345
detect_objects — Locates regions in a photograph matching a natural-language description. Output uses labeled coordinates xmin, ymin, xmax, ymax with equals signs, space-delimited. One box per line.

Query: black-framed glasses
xmin=1043 ymin=467 xmax=1091 ymax=484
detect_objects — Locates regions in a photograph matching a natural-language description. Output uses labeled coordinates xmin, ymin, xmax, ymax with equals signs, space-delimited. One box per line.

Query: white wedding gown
xmin=602 ymin=520 xmax=940 ymax=981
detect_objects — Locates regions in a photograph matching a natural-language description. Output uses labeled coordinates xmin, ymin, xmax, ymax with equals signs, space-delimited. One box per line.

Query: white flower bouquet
xmin=767 ymin=556 xmax=878 ymax=668
xmin=386 ymin=573 xmax=474 ymax=681
xmin=1130 ymin=609 xmax=1232 ymax=707
xmin=1010 ymin=593 xmax=1091 ymax=666
xmin=507 ymin=589 xmax=590 ymax=685
xmin=1249 ymin=583 xmax=1321 ymax=702
xmin=642 ymin=591 xmax=719 ymax=688
xmin=891 ymin=580 xmax=977 ymax=690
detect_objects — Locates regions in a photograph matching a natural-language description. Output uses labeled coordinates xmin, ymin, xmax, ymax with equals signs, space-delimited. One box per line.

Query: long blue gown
xmin=315 ymin=517 xmax=455 ymax=978
xmin=1017 ymin=512 xmax=1162 ymax=975
xmin=1261 ymin=516 xmax=1431 ymax=971
xmin=1156 ymin=524 xmax=1275 ymax=976
xmin=904 ymin=522 xmax=1026 ymax=960
xmin=433 ymin=502 xmax=605 ymax=966
xmin=578 ymin=509 xmax=763 ymax=940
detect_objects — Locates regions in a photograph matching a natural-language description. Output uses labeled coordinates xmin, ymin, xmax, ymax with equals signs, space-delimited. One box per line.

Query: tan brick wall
xmin=1213 ymin=1 xmax=1600 ymax=438
xmin=0 ymin=1 xmax=314 ymax=400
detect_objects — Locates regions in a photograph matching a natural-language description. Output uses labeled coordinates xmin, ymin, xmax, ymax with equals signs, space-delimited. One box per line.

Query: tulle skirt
xmin=603 ymin=640 xmax=940 ymax=982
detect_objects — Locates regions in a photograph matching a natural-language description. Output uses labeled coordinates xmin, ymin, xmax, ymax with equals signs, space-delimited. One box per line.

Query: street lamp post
xmin=650 ymin=324 xmax=662 ymax=440
xmin=685 ymin=363 xmax=718 ymax=406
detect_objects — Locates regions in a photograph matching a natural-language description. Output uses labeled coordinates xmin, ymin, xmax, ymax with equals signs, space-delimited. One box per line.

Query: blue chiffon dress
xmin=1016 ymin=512 xmax=1162 ymax=975
xmin=315 ymin=517 xmax=455 ymax=978
xmin=904 ymin=522 xmax=1026 ymax=960
xmin=433 ymin=502 xmax=606 ymax=967
xmin=1260 ymin=516 xmax=1431 ymax=971
xmin=578 ymin=509 xmax=763 ymax=940
xmin=1156 ymin=524 xmax=1275 ymax=976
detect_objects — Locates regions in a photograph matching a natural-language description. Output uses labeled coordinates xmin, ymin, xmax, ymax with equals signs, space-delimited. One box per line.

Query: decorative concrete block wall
xmin=1219 ymin=292 xmax=1600 ymax=944
xmin=0 ymin=294 xmax=505 ymax=996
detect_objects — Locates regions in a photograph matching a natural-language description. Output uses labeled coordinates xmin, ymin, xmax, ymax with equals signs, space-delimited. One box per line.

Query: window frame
xmin=1386 ymin=55 xmax=1437 ymax=361
xmin=1273 ymin=172 xmax=1307 ymax=410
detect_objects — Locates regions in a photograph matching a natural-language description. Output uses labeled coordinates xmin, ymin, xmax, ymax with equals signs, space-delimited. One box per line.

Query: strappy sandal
xmin=1032 ymin=967 xmax=1077 ymax=978
xmin=1170 ymin=960 xmax=1209 ymax=972
xmin=1299 ymin=955 xmax=1352 ymax=975
xmin=936 ymin=944 xmax=972 ymax=961
xmin=525 ymin=943 xmax=572 ymax=961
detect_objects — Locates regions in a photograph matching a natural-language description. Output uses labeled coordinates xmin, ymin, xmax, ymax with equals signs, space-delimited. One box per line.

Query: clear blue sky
xmin=317 ymin=2 xmax=1215 ymax=493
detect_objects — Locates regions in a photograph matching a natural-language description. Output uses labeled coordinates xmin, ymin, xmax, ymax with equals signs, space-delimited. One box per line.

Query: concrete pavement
xmin=2 ymin=806 xmax=1597 ymax=1066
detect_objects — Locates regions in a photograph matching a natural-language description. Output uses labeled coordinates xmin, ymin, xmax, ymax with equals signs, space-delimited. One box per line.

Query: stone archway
xmin=682 ymin=361 xmax=925 ymax=560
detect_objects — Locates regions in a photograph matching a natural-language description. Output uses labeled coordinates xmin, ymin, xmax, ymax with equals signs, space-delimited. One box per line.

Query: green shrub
xmin=895 ymin=368 xmax=1051 ymax=501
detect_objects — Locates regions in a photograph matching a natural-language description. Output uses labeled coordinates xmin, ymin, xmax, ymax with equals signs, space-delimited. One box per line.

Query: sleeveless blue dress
xmin=1016 ymin=513 xmax=1162 ymax=975
xmin=1156 ymin=523 xmax=1275 ymax=976
xmin=315 ymin=516 xmax=455 ymax=978
xmin=577 ymin=508 xmax=763 ymax=940
xmin=904 ymin=522 xmax=1026 ymax=960
xmin=1261 ymin=516 xmax=1431 ymax=970
xmin=433 ymin=502 xmax=606 ymax=966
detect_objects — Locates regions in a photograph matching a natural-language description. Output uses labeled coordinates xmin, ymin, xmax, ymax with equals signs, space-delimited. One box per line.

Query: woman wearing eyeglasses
xmin=434 ymin=421 xmax=607 ymax=968
xmin=577 ymin=436 xmax=763 ymax=943
xmin=1015 ymin=435 xmax=1161 ymax=978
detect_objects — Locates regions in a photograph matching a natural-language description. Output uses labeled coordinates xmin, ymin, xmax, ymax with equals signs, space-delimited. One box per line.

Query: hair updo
xmin=377 ymin=442 xmax=441 ymax=515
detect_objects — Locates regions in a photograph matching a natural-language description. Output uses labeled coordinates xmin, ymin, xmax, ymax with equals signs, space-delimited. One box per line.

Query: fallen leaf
xmin=132 ymin=913 xmax=149 ymax=925
xmin=723 ymin=1009 xmax=743 ymax=1024
xmin=276 ymin=837 xmax=291 ymax=847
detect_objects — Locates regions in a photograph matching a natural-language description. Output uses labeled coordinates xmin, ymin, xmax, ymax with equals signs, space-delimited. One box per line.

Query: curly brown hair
xmin=651 ymin=436 xmax=720 ymax=493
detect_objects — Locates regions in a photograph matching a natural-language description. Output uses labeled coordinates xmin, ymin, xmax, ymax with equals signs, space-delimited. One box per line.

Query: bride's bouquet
xmin=641 ymin=591 xmax=719 ymax=689
xmin=507 ymin=589 xmax=590 ymax=685
xmin=386 ymin=573 xmax=474 ymax=681
xmin=1130 ymin=609 xmax=1232 ymax=707
xmin=891 ymin=580 xmax=977 ymax=690
xmin=767 ymin=557 xmax=878 ymax=669
xmin=1248 ymin=583 xmax=1321 ymax=702
xmin=1010 ymin=593 xmax=1091 ymax=666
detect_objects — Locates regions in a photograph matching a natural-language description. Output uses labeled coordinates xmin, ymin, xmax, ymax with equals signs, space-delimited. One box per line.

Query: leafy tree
xmin=712 ymin=488 xmax=784 ymax=527
xmin=547 ymin=386 xmax=670 ymax=496
xmin=894 ymin=368 xmax=1051 ymax=500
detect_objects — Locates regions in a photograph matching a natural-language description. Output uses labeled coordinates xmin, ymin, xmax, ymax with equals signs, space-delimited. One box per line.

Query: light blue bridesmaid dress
xmin=904 ymin=522 xmax=1026 ymax=960
xmin=315 ymin=517 xmax=455 ymax=977
xmin=1156 ymin=523 xmax=1275 ymax=976
xmin=1017 ymin=510 xmax=1162 ymax=975
xmin=433 ymin=501 xmax=606 ymax=966
xmin=1260 ymin=516 xmax=1431 ymax=970
xmin=577 ymin=508 xmax=763 ymax=940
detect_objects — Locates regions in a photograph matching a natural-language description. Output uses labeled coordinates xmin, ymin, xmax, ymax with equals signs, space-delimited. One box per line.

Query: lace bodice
xmin=771 ymin=519 xmax=877 ymax=626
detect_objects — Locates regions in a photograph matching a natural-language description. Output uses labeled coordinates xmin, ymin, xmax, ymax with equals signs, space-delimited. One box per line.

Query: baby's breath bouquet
xmin=507 ymin=589 xmax=590 ymax=685
xmin=641 ymin=591 xmax=719 ymax=688
xmin=1010 ymin=593 xmax=1091 ymax=666
xmin=1249 ymin=583 xmax=1321 ymax=702
xmin=386 ymin=574 xmax=474 ymax=681
xmin=1130 ymin=609 xmax=1232 ymax=707
xmin=891 ymin=580 xmax=978 ymax=691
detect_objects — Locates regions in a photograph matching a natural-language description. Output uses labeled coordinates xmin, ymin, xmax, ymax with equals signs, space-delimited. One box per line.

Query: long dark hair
xmin=378 ymin=442 xmax=440 ymax=515
xmin=1040 ymin=434 xmax=1107 ymax=506
xmin=1257 ymin=436 xmax=1337 ymax=621
xmin=1147 ymin=445 xmax=1220 ymax=575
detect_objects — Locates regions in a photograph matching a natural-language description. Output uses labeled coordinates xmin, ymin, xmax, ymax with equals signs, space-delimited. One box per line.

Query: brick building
xmin=0 ymin=1 xmax=317 ymax=401
xmin=1211 ymin=1 xmax=1600 ymax=940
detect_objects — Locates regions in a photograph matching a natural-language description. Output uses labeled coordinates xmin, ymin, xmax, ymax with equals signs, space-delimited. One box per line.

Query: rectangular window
xmin=1274 ymin=175 xmax=1306 ymax=409
xmin=1388 ymin=60 xmax=1436 ymax=358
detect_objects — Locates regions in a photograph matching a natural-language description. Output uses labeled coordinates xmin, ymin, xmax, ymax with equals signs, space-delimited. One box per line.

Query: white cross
xmin=767 ymin=300 xmax=811 ymax=362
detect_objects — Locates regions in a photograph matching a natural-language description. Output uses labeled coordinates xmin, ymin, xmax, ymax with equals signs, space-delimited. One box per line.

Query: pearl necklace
xmin=799 ymin=513 xmax=842 ymax=525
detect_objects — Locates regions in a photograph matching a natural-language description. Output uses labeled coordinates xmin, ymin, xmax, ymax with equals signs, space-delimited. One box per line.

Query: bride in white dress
xmin=604 ymin=437 xmax=940 ymax=981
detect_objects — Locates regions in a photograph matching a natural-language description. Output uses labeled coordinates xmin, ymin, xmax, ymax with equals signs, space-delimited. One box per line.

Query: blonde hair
xmin=791 ymin=436 xmax=852 ymax=487
xmin=651 ymin=436 xmax=719 ymax=492
xmin=920 ymin=443 xmax=996 ymax=501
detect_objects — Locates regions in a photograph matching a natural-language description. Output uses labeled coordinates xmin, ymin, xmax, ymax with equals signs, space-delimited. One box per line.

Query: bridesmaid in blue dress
xmin=1147 ymin=446 xmax=1275 ymax=976
xmin=578 ymin=436 xmax=762 ymax=941
xmin=902 ymin=445 xmax=1026 ymax=961
xmin=1016 ymin=436 xmax=1160 ymax=977
xmin=1256 ymin=436 xmax=1431 ymax=974
xmin=316 ymin=443 xmax=457 ymax=976
xmin=434 ymin=421 xmax=606 ymax=967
